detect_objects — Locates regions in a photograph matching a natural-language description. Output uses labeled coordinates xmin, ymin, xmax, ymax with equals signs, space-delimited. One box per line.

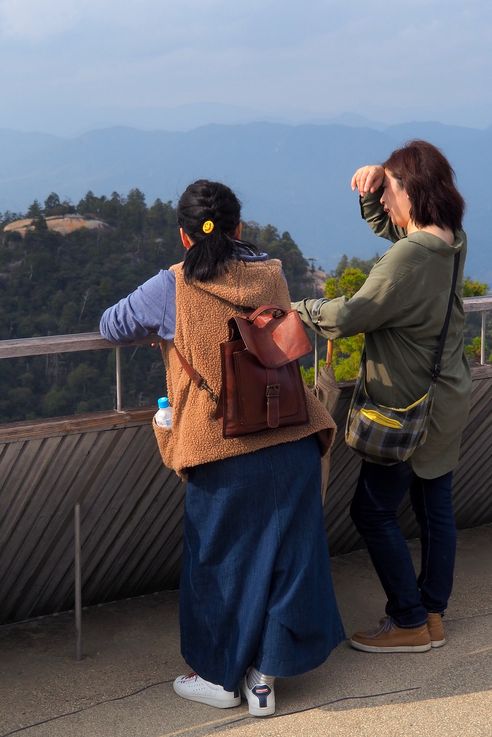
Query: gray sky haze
xmin=1 ymin=0 xmax=491 ymax=134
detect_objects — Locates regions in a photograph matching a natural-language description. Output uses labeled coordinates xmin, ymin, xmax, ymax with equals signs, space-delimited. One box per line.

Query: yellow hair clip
xmin=202 ymin=220 xmax=214 ymax=234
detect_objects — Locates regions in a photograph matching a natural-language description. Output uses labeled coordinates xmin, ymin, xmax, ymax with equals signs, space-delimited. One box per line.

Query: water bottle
xmin=154 ymin=396 xmax=173 ymax=428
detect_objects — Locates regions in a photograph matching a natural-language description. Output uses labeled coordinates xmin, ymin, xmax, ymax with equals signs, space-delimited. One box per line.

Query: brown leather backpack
xmin=174 ymin=304 xmax=312 ymax=438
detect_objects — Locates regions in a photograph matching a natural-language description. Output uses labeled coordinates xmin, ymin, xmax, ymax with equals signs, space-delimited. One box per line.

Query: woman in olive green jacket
xmin=293 ymin=140 xmax=471 ymax=653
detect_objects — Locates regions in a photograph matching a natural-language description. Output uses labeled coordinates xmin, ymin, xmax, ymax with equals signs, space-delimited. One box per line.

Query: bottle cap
xmin=157 ymin=397 xmax=170 ymax=409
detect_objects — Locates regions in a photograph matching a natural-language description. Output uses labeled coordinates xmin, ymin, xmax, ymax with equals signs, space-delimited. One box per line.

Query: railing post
xmin=74 ymin=502 xmax=82 ymax=661
xmin=481 ymin=312 xmax=486 ymax=366
xmin=115 ymin=346 xmax=123 ymax=411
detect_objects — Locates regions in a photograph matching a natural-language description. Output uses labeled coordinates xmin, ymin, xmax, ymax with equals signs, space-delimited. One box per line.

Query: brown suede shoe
xmin=427 ymin=613 xmax=446 ymax=647
xmin=350 ymin=616 xmax=431 ymax=653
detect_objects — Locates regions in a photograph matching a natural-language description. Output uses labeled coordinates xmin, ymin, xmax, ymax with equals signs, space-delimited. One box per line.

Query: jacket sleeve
xmin=292 ymin=240 xmax=425 ymax=339
xmin=99 ymin=270 xmax=176 ymax=342
xmin=360 ymin=187 xmax=407 ymax=243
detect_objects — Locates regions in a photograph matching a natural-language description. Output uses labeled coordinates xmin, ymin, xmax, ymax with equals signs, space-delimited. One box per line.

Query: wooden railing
xmin=0 ymin=332 xmax=156 ymax=414
xmin=0 ymin=296 xmax=491 ymax=415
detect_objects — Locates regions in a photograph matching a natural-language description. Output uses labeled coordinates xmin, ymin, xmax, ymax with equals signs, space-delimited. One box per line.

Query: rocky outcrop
xmin=3 ymin=215 xmax=111 ymax=237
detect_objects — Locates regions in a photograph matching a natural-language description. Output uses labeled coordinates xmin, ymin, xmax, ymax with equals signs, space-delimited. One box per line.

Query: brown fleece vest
xmin=153 ymin=260 xmax=336 ymax=477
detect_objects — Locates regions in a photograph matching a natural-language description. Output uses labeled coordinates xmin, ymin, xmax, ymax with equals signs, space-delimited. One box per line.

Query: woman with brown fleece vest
xmin=100 ymin=180 xmax=344 ymax=717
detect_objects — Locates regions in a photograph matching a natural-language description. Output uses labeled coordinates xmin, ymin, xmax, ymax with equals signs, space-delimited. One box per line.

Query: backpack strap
xmin=159 ymin=342 xmax=220 ymax=404
xmin=173 ymin=344 xmax=220 ymax=404
xmin=265 ymin=369 xmax=281 ymax=427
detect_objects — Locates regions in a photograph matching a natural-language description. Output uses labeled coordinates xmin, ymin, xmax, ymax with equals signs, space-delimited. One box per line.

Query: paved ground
xmin=1 ymin=525 xmax=491 ymax=737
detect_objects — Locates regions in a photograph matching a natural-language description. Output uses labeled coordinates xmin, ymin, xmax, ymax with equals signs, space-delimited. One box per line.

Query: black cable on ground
xmin=216 ymin=686 xmax=421 ymax=728
xmin=0 ymin=684 xmax=421 ymax=737
xmin=0 ymin=678 xmax=175 ymax=737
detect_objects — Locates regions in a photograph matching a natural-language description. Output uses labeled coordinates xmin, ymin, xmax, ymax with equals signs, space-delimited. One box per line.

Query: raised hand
xmin=351 ymin=165 xmax=385 ymax=196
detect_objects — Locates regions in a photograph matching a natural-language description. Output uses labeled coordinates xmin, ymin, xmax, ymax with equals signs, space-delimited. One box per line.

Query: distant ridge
xmin=1 ymin=122 xmax=490 ymax=282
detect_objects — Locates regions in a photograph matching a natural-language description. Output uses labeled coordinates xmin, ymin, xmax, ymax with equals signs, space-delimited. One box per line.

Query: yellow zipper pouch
xmin=359 ymin=409 xmax=403 ymax=429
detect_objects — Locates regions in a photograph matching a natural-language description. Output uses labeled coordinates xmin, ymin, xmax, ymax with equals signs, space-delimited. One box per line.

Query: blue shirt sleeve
xmin=99 ymin=270 xmax=176 ymax=342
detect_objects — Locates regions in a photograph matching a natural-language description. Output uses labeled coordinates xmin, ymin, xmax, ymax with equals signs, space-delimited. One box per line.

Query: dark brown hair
xmin=177 ymin=179 xmax=257 ymax=283
xmin=383 ymin=140 xmax=465 ymax=232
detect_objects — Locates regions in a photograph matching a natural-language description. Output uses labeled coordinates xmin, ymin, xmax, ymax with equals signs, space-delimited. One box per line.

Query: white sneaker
xmin=173 ymin=672 xmax=241 ymax=709
xmin=241 ymin=669 xmax=276 ymax=717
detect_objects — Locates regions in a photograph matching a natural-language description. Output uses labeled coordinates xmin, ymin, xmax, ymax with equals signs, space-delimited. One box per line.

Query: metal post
xmin=481 ymin=312 xmax=486 ymax=366
xmin=115 ymin=346 xmax=123 ymax=411
xmin=74 ymin=502 xmax=82 ymax=661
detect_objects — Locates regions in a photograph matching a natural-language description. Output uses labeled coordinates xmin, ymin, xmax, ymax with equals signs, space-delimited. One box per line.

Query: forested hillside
xmin=0 ymin=190 xmax=315 ymax=422
xmin=2 ymin=122 xmax=492 ymax=284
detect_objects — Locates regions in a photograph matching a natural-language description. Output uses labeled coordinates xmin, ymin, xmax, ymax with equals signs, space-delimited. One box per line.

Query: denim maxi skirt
xmin=179 ymin=434 xmax=345 ymax=692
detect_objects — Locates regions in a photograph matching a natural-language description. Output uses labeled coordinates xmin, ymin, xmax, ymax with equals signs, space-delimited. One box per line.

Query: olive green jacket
xmin=293 ymin=189 xmax=472 ymax=478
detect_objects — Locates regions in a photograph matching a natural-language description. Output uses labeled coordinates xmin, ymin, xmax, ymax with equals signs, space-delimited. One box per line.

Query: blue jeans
xmin=350 ymin=461 xmax=456 ymax=628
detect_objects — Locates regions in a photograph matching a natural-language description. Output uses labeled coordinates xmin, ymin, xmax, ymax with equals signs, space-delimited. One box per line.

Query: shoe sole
xmin=350 ymin=639 xmax=432 ymax=653
xmin=430 ymin=638 xmax=446 ymax=648
xmin=247 ymin=704 xmax=275 ymax=717
xmin=173 ymin=683 xmax=241 ymax=709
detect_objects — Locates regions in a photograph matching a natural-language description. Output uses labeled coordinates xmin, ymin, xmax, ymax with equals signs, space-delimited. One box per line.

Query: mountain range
xmin=1 ymin=121 xmax=491 ymax=283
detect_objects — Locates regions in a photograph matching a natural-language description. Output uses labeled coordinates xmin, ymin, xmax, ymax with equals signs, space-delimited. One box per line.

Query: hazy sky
xmin=1 ymin=0 xmax=491 ymax=134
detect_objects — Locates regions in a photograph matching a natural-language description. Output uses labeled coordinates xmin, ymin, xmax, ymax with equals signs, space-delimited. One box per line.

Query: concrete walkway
xmin=1 ymin=525 xmax=491 ymax=737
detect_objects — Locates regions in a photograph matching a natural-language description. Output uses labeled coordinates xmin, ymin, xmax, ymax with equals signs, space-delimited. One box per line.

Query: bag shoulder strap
xmin=432 ymin=251 xmax=460 ymax=381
